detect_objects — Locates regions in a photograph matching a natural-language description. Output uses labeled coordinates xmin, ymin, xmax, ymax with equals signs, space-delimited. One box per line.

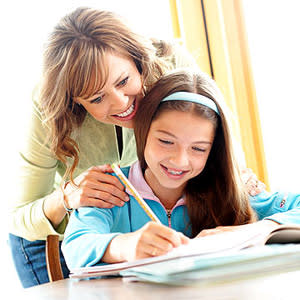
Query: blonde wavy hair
xmin=39 ymin=7 xmax=172 ymax=181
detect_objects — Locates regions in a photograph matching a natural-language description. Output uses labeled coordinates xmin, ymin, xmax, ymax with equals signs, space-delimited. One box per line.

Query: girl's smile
xmin=144 ymin=110 xmax=215 ymax=204
xmin=160 ymin=164 xmax=189 ymax=180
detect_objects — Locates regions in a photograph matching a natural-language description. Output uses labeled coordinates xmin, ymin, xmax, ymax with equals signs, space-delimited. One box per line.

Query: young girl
xmin=62 ymin=69 xmax=300 ymax=268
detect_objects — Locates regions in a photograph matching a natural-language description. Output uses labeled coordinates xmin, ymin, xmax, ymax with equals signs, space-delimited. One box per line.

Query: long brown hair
xmin=39 ymin=7 xmax=172 ymax=181
xmin=134 ymin=69 xmax=256 ymax=237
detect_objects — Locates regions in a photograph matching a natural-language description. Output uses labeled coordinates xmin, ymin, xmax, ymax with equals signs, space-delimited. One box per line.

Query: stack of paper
xmin=121 ymin=244 xmax=300 ymax=285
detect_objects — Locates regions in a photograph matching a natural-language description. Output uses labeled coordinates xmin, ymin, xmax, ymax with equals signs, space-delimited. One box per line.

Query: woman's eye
xmin=91 ymin=96 xmax=103 ymax=104
xmin=159 ymin=139 xmax=173 ymax=145
xmin=118 ymin=76 xmax=129 ymax=86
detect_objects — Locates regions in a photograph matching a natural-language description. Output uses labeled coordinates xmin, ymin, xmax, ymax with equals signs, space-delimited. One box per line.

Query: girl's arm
xmin=62 ymin=207 xmax=189 ymax=269
xmin=251 ymin=191 xmax=300 ymax=225
xmin=196 ymin=191 xmax=300 ymax=238
xmin=196 ymin=219 xmax=279 ymax=238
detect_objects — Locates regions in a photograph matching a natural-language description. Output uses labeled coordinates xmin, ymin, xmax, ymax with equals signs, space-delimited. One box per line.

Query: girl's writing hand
xmin=63 ymin=164 xmax=129 ymax=209
xmin=104 ymin=222 xmax=189 ymax=263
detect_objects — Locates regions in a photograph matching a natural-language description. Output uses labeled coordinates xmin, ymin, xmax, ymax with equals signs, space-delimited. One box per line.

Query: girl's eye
xmin=192 ymin=146 xmax=206 ymax=152
xmin=158 ymin=139 xmax=173 ymax=145
xmin=118 ymin=76 xmax=129 ymax=86
xmin=91 ymin=96 xmax=103 ymax=104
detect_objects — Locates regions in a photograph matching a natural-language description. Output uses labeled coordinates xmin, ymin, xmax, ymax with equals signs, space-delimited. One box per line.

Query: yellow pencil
xmin=111 ymin=163 xmax=161 ymax=224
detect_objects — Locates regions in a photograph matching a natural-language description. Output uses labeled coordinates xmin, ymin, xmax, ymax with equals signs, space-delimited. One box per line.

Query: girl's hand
xmin=196 ymin=220 xmax=279 ymax=238
xmin=241 ymin=168 xmax=266 ymax=196
xmin=196 ymin=225 xmax=243 ymax=238
xmin=63 ymin=164 xmax=129 ymax=209
xmin=104 ymin=222 xmax=190 ymax=263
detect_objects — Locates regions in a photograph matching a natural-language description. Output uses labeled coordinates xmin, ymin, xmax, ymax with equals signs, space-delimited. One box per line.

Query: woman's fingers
xmin=64 ymin=164 xmax=131 ymax=209
xmin=241 ymin=168 xmax=266 ymax=196
xmin=83 ymin=179 xmax=129 ymax=203
xmin=82 ymin=186 xmax=128 ymax=207
xmin=92 ymin=164 xmax=114 ymax=173
xmin=84 ymin=198 xmax=114 ymax=209
xmin=85 ymin=169 xmax=125 ymax=191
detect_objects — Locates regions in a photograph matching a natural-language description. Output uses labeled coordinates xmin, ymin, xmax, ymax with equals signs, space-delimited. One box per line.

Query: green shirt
xmin=9 ymin=44 xmax=198 ymax=241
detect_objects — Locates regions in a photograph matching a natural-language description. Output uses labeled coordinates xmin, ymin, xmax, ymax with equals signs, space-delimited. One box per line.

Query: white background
xmin=243 ymin=0 xmax=300 ymax=193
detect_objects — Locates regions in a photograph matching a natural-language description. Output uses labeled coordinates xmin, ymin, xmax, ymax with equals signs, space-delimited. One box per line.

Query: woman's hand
xmin=103 ymin=222 xmax=190 ymax=263
xmin=64 ymin=164 xmax=129 ymax=209
xmin=241 ymin=168 xmax=266 ymax=196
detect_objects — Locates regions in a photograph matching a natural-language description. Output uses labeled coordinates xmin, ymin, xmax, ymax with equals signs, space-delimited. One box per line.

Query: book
xmin=122 ymin=244 xmax=300 ymax=285
xmin=69 ymin=223 xmax=300 ymax=279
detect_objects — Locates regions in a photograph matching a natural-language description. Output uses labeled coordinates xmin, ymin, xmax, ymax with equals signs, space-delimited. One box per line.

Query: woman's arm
xmin=9 ymin=100 xmax=66 ymax=241
xmin=9 ymin=99 xmax=129 ymax=241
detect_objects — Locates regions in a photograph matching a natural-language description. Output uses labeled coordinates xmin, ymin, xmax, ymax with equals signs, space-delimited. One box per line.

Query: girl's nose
xmin=170 ymin=149 xmax=189 ymax=167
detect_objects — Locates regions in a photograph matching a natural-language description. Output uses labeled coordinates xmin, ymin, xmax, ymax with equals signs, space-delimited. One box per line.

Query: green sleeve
xmin=9 ymin=95 xmax=68 ymax=241
xmin=9 ymin=92 xmax=137 ymax=241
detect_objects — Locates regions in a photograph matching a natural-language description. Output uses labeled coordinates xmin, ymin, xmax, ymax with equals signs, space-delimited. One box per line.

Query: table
xmin=22 ymin=270 xmax=300 ymax=300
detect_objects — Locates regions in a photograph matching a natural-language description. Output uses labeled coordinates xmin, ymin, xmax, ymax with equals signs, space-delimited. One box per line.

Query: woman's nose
xmin=112 ymin=90 xmax=129 ymax=107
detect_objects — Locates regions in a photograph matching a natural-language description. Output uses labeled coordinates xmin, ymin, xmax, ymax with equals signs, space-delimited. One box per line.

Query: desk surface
xmin=23 ymin=270 xmax=300 ymax=300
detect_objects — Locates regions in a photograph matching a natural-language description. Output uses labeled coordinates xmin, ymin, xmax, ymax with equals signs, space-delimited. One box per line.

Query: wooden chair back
xmin=46 ymin=235 xmax=64 ymax=282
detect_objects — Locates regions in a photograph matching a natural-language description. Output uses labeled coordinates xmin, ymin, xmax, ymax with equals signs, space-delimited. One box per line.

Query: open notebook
xmin=69 ymin=223 xmax=300 ymax=279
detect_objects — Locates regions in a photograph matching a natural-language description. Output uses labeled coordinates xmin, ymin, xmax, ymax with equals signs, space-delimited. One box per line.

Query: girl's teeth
xmin=116 ymin=103 xmax=134 ymax=117
xmin=168 ymin=169 xmax=183 ymax=175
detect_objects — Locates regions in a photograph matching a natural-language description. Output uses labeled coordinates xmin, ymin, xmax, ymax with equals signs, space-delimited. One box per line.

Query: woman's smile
xmin=113 ymin=99 xmax=138 ymax=121
xmin=75 ymin=52 xmax=143 ymax=128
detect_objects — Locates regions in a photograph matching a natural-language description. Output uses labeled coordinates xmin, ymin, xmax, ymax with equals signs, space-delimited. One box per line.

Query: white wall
xmin=243 ymin=0 xmax=300 ymax=193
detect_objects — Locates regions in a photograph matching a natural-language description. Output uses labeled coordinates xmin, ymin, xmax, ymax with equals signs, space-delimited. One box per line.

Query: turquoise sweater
xmin=62 ymin=167 xmax=300 ymax=269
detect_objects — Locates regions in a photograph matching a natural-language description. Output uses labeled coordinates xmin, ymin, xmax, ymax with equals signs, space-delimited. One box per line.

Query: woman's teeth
xmin=116 ymin=103 xmax=135 ymax=117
